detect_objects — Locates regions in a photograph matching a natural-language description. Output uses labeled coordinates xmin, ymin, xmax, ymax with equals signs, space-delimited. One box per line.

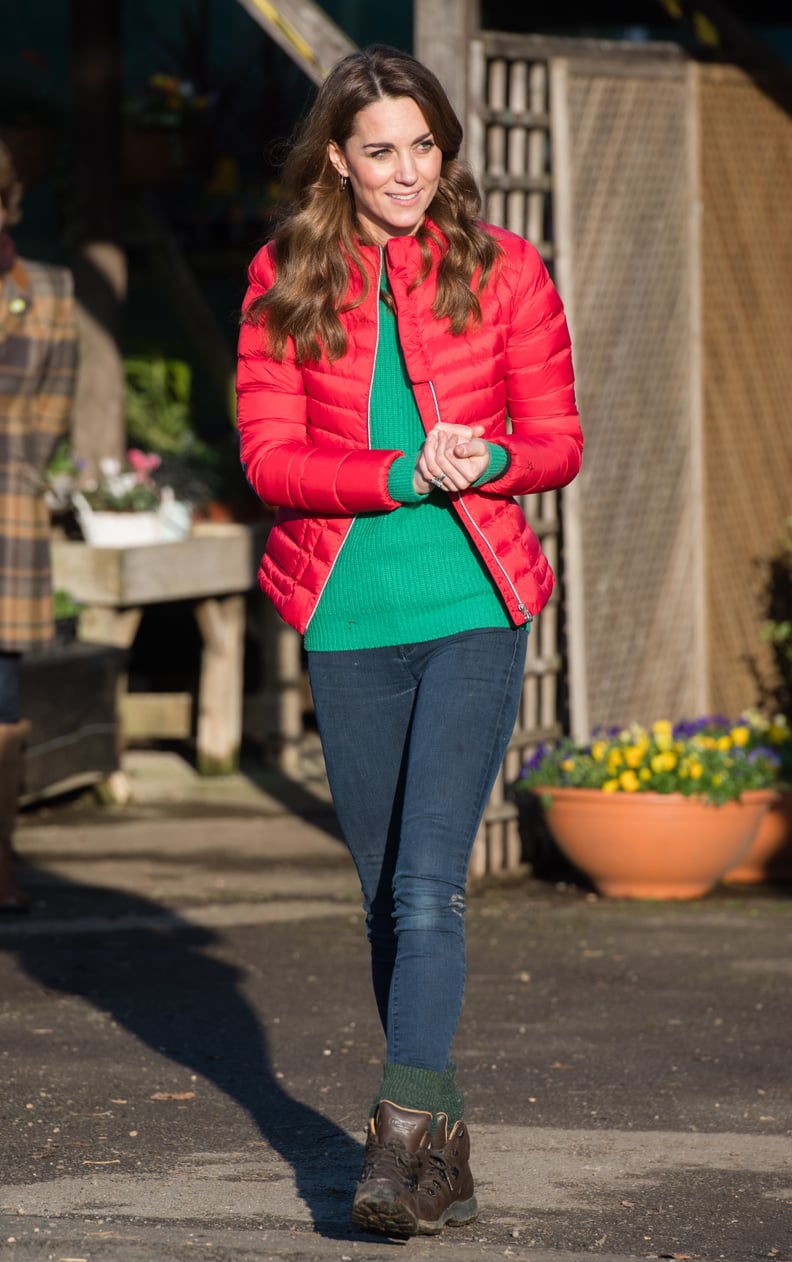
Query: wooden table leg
xmin=194 ymin=593 xmax=245 ymax=774
xmin=257 ymin=595 xmax=304 ymax=776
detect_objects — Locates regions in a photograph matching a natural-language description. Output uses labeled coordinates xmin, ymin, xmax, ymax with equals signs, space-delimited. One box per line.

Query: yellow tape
xmin=246 ymin=0 xmax=323 ymax=72
xmin=656 ymin=1 xmax=723 ymax=47
xmin=692 ymin=13 xmax=721 ymax=46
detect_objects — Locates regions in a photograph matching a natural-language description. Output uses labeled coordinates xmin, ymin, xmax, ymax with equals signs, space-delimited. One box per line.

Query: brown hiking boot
xmin=351 ymin=1100 xmax=431 ymax=1236
xmin=414 ymin=1112 xmax=478 ymax=1234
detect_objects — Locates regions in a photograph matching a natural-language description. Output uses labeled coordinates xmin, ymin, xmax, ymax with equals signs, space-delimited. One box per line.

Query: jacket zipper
xmin=303 ymin=249 xmax=384 ymax=635
xmin=427 ymin=380 xmax=532 ymax=624
xmin=456 ymin=496 xmax=531 ymax=622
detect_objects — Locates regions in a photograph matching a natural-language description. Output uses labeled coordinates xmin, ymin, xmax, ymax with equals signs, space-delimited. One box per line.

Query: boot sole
xmin=351 ymin=1191 xmax=419 ymax=1238
xmin=416 ymin=1194 xmax=479 ymax=1235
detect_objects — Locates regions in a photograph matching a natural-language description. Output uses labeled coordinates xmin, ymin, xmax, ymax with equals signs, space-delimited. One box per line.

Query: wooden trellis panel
xmin=696 ymin=65 xmax=792 ymax=717
xmin=551 ymin=50 xmax=704 ymax=737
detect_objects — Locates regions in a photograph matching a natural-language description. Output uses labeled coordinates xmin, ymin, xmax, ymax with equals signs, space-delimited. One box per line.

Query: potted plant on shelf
xmin=513 ymin=716 xmax=787 ymax=900
xmin=52 ymin=589 xmax=84 ymax=646
xmin=69 ymin=449 xmax=191 ymax=546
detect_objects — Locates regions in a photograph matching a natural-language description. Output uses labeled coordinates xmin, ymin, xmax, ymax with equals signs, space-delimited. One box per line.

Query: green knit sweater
xmin=304 ymin=296 xmax=513 ymax=651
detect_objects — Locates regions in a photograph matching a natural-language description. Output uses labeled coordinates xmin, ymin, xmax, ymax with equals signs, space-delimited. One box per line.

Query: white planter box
xmin=73 ymin=491 xmax=191 ymax=547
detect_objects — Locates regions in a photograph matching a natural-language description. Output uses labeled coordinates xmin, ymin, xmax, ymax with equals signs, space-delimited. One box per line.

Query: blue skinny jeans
xmin=307 ymin=627 xmax=527 ymax=1072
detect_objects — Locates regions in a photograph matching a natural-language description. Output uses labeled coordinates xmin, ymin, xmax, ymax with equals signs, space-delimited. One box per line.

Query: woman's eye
xmin=417 ymin=140 xmax=435 ymax=152
xmin=370 ymin=149 xmax=391 ymax=160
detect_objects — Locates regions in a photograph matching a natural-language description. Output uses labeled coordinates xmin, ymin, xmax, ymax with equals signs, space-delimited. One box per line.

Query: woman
xmin=237 ymin=45 xmax=582 ymax=1236
xmin=0 ymin=139 xmax=78 ymax=909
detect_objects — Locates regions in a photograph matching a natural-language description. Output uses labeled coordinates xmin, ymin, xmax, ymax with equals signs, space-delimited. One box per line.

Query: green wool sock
xmin=372 ymin=1061 xmax=464 ymax=1132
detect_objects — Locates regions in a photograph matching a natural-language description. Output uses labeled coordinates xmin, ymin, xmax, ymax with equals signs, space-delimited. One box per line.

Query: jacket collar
xmin=351 ymin=217 xmax=448 ymax=292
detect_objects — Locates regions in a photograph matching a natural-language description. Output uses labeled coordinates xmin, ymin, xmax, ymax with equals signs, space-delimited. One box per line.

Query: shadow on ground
xmin=0 ymin=864 xmax=364 ymax=1240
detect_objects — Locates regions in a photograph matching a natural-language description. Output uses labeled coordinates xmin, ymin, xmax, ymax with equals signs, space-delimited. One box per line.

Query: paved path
xmin=1 ymin=752 xmax=790 ymax=1261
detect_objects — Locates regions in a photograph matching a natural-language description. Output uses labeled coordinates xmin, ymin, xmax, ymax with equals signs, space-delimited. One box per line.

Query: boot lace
xmin=419 ymin=1150 xmax=459 ymax=1197
xmin=360 ymin=1139 xmax=420 ymax=1190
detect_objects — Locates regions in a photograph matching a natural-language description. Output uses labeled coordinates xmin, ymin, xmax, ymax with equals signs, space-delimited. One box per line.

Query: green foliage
xmin=124 ymin=356 xmax=194 ymax=455
xmin=52 ymin=590 xmax=83 ymax=621
xmin=123 ymin=355 xmax=239 ymax=508
xmin=82 ymin=480 xmax=161 ymax=513
xmin=47 ymin=437 xmax=80 ymax=477
xmin=761 ymin=516 xmax=792 ymax=718
xmin=78 ymin=450 xmax=163 ymax=512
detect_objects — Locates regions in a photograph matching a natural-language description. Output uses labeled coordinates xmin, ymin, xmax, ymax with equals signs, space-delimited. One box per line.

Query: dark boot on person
xmin=351 ymin=1100 xmax=432 ymax=1236
xmin=0 ymin=721 xmax=30 ymax=912
xmin=414 ymin=1111 xmax=478 ymax=1234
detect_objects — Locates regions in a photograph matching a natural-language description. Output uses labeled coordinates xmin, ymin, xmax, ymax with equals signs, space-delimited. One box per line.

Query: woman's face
xmin=328 ymin=95 xmax=442 ymax=245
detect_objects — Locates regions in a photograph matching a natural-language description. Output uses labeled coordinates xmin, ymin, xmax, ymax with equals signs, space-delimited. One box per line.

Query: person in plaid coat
xmin=0 ymin=138 xmax=78 ymax=908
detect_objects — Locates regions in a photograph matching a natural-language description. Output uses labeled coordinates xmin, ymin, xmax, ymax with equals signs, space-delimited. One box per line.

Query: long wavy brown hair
xmin=245 ymin=44 xmax=500 ymax=363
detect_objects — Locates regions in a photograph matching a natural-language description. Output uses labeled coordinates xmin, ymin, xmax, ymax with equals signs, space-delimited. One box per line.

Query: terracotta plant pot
xmin=723 ymin=791 xmax=792 ymax=884
xmin=533 ymin=786 xmax=777 ymax=900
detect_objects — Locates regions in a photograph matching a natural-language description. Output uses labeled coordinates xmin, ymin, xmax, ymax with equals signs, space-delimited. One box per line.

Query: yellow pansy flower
xmin=730 ymin=725 xmax=750 ymax=747
xmin=624 ymin=745 xmax=645 ymax=769
xmin=639 ymin=767 xmax=651 ymax=780
xmin=602 ymin=779 xmax=620 ymax=793
xmin=561 ymin=758 xmax=576 ymax=772
xmin=591 ymin=740 xmax=608 ymax=761
xmin=652 ymin=720 xmax=673 ymax=751
xmin=619 ymin=770 xmax=640 ymax=792
xmin=650 ymin=751 xmax=677 ymax=774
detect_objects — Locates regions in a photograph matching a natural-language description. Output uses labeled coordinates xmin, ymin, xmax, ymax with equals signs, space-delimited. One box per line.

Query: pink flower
xmin=127 ymin=448 xmax=162 ymax=475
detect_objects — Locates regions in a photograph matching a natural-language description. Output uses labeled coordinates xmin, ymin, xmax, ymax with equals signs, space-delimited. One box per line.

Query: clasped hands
xmin=413 ymin=422 xmax=489 ymax=496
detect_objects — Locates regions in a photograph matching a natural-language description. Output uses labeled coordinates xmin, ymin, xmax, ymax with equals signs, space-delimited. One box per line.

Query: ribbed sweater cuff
xmin=387 ymin=453 xmax=425 ymax=503
xmin=473 ymin=442 xmax=509 ymax=487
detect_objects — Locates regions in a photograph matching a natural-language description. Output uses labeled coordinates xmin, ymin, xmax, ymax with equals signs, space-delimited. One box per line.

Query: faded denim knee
xmin=392 ymin=876 xmax=466 ymax=938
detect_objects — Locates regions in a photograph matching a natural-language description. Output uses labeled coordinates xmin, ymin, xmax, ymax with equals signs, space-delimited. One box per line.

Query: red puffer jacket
xmin=237 ymin=220 xmax=582 ymax=634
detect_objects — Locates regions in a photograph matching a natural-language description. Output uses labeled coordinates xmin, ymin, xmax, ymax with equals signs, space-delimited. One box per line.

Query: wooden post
xmin=414 ymin=0 xmax=480 ymax=137
xmin=69 ymin=0 xmax=127 ymax=476
xmin=194 ymin=595 xmax=246 ymax=775
xmin=549 ymin=56 xmax=588 ymax=745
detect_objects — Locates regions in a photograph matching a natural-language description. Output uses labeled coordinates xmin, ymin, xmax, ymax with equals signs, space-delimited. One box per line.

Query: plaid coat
xmin=0 ymin=257 xmax=78 ymax=651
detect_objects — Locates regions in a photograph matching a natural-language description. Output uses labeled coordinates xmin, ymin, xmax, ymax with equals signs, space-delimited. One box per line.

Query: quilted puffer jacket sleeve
xmin=236 ymin=246 xmax=401 ymax=516
xmin=485 ymin=234 xmax=582 ymax=497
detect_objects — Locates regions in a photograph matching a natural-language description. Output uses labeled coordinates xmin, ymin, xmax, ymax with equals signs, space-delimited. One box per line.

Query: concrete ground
xmin=0 ymin=749 xmax=790 ymax=1262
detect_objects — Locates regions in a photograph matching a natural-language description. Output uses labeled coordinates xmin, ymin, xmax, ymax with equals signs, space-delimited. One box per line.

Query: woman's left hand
xmin=416 ymin=423 xmax=491 ymax=493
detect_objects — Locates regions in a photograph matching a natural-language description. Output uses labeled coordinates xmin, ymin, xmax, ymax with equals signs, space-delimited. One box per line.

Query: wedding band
xmin=429 ymin=475 xmax=447 ymax=489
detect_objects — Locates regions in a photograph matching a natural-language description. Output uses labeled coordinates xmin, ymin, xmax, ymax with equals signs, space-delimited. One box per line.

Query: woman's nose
xmin=394 ymin=153 xmax=418 ymax=184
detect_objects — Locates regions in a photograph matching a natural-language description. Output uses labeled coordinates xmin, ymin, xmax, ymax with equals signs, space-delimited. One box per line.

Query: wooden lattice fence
xmin=696 ymin=65 xmax=792 ymax=718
